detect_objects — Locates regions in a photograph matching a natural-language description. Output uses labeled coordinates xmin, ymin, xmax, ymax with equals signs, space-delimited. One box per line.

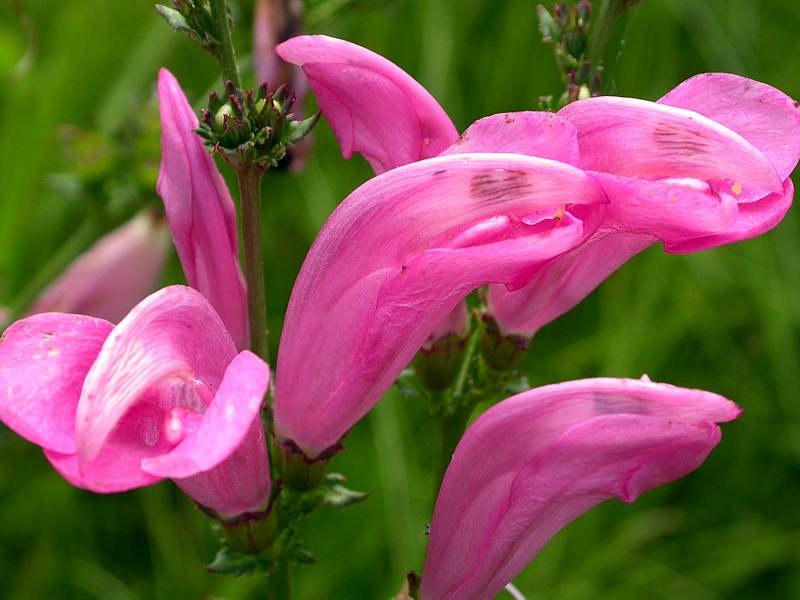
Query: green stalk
xmin=209 ymin=0 xmax=241 ymax=87
xmin=587 ymin=0 xmax=624 ymax=62
xmin=267 ymin=560 xmax=293 ymax=600
xmin=430 ymin=321 xmax=483 ymax=499
xmin=237 ymin=164 xmax=270 ymax=363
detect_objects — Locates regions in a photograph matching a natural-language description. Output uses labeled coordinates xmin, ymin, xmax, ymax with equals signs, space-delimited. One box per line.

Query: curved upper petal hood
xmin=276 ymin=34 xmax=458 ymax=173
xmin=157 ymin=68 xmax=249 ymax=350
xmin=558 ymin=95 xmax=782 ymax=196
xmin=274 ymin=152 xmax=605 ymax=458
xmin=658 ymin=73 xmax=800 ymax=184
xmin=420 ymin=378 xmax=741 ymax=600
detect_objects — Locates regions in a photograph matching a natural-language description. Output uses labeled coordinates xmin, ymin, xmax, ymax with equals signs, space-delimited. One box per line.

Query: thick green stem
xmin=267 ymin=560 xmax=292 ymax=600
xmin=209 ymin=0 xmax=241 ymax=87
xmin=237 ymin=165 xmax=269 ymax=362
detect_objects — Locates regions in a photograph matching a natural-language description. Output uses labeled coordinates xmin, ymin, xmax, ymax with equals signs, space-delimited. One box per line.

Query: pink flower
xmin=157 ymin=68 xmax=249 ymax=350
xmin=489 ymin=74 xmax=800 ymax=335
xmin=0 ymin=286 xmax=270 ymax=519
xmin=420 ymin=377 xmax=741 ymax=600
xmin=271 ymin=35 xmax=606 ymax=457
xmin=277 ymin=36 xmax=800 ymax=339
xmin=270 ymin=140 xmax=606 ymax=459
xmin=28 ymin=211 xmax=168 ymax=323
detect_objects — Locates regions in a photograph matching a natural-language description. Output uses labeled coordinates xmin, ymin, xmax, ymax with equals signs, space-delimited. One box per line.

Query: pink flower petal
xmin=141 ymin=351 xmax=271 ymax=517
xmin=488 ymin=231 xmax=653 ymax=336
xmin=28 ymin=212 xmax=169 ymax=323
xmin=559 ymin=96 xmax=782 ymax=196
xmin=659 ymin=73 xmax=800 ymax=183
xmin=274 ymin=153 xmax=605 ymax=457
xmin=157 ymin=68 xmax=249 ymax=349
xmin=75 ymin=286 xmax=237 ymax=466
xmin=421 ymin=378 xmax=740 ymax=600
xmin=276 ymin=35 xmax=458 ymax=173
xmin=597 ymin=172 xmax=740 ymax=239
xmin=0 ymin=313 xmax=113 ymax=454
xmin=441 ymin=112 xmax=580 ymax=165
xmin=666 ymin=178 xmax=794 ymax=253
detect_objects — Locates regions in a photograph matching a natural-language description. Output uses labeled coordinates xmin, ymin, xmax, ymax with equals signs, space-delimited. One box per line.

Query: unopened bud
xmin=215 ymin=103 xmax=233 ymax=129
xmin=412 ymin=303 xmax=470 ymax=390
xmin=480 ymin=314 xmax=529 ymax=371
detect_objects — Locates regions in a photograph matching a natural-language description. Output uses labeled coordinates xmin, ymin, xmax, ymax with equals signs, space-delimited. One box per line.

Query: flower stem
xmin=267 ymin=560 xmax=293 ymax=600
xmin=209 ymin=0 xmax=241 ymax=87
xmin=237 ymin=164 xmax=270 ymax=363
xmin=430 ymin=321 xmax=483 ymax=500
xmin=587 ymin=0 xmax=625 ymax=62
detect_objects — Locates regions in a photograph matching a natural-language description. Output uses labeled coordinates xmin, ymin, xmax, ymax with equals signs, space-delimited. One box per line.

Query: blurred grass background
xmin=1 ymin=0 xmax=799 ymax=598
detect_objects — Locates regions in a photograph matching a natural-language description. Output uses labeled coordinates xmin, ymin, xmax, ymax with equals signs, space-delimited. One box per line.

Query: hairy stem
xmin=209 ymin=0 xmax=241 ymax=87
xmin=237 ymin=165 xmax=269 ymax=362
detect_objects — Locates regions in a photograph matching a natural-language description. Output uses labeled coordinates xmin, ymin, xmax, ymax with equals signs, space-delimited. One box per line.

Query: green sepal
xmin=536 ymin=5 xmax=558 ymax=43
xmin=154 ymin=5 xmax=191 ymax=33
xmin=321 ymin=473 xmax=369 ymax=508
xmin=206 ymin=547 xmax=272 ymax=576
xmin=283 ymin=112 xmax=320 ymax=146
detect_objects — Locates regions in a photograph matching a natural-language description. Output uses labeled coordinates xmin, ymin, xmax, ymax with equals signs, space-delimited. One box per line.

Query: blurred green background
xmin=1 ymin=0 xmax=799 ymax=598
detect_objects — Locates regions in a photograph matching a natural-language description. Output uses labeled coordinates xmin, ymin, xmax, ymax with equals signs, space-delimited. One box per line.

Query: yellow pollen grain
xmin=731 ymin=182 xmax=743 ymax=196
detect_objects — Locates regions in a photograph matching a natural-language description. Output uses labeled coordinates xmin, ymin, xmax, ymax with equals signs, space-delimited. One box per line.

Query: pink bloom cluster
xmin=0 ymin=31 xmax=798 ymax=599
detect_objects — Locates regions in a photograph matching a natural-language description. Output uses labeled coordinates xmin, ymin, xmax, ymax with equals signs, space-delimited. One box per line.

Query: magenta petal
xmin=141 ymin=350 xmax=268 ymax=478
xmin=275 ymin=153 xmax=605 ymax=457
xmin=156 ymin=68 xmax=249 ymax=349
xmin=559 ymin=96 xmax=782 ymax=195
xmin=0 ymin=313 xmax=113 ymax=453
xmin=488 ymin=231 xmax=654 ymax=336
xmin=276 ymin=35 xmax=458 ymax=173
xmin=597 ymin=172 xmax=740 ymax=239
xmin=142 ymin=350 xmax=271 ymax=517
xmin=659 ymin=73 xmax=800 ymax=183
xmin=75 ymin=286 xmax=237 ymax=466
xmin=420 ymin=378 xmax=740 ymax=600
xmin=667 ymin=172 xmax=794 ymax=253
xmin=442 ymin=112 xmax=580 ymax=165
xmin=28 ymin=212 xmax=169 ymax=323
xmin=44 ymin=442 xmax=164 ymax=494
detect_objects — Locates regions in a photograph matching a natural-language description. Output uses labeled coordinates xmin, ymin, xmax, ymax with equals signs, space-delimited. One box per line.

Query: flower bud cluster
xmin=196 ymin=81 xmax=318 ymax=169
xmin=536 ymin=1 xmax=602 ymax=106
